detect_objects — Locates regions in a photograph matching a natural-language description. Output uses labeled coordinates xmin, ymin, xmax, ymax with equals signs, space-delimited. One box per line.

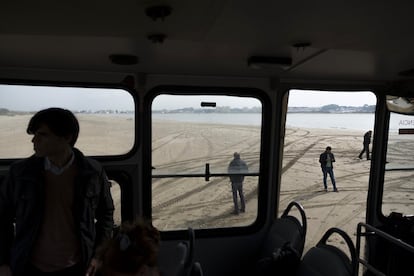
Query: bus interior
xmin=1 ymin=1 xmax=414 ymax=275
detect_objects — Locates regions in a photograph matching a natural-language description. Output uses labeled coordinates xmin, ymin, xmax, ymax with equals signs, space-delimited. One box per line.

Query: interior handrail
xmin=356 ymin=222 xmax=414 ymax=276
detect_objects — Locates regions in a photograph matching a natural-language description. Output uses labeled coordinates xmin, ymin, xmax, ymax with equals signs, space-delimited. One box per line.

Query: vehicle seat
xmin=158 ymin=227 xmax=203 ymax=276
xmin=181 ymin=227 xmax=203 ymax=276
xmin=189 ymin=262 xmax=203 ymax=276
xmin=255 ymin=201 xmax=307 ymax=275
xmin=296 ymin=227 xmax=357 ymax=276
xmin=157 ymin=241 xmax=188 ymax=276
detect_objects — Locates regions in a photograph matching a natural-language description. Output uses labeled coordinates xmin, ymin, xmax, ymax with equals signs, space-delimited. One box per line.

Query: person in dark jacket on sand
xmin=319 ymin=146 xmax=338 ymax=192
xmin=358 ymin=130 xmax=372 ymax=160
xmin=228 ymin=152 xmax=249 ymax=215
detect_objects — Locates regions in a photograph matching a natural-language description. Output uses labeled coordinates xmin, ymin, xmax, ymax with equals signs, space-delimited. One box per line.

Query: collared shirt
xmin=44 ymin=151 xmax=75 ymax=175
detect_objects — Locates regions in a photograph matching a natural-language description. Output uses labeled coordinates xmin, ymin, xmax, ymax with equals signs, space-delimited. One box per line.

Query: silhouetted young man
xmin=0 ymin=108 xmax=114 ymax=276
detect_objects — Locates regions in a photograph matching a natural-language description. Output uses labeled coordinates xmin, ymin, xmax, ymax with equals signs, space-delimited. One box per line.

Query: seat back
xmin=158 ymin=227 xmax=203 ymax=276
xmin=255 ymin=201 xmax=307 ymax=275
xmin=296 ymin=227 xmax=357 ymax=276
xmin=157 ymin=242 xmax=188 ymax=276
xmin=190 ymin=262 xmax=203 ymax=276
xmin=182 ymin=227 xmax=204 ymax=276
xmin=182 ymin=227 xmax=195 ymax=276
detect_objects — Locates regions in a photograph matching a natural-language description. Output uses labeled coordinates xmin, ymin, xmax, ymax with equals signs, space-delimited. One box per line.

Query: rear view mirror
xmin=386 ymin=96 xmax=414 ymax=115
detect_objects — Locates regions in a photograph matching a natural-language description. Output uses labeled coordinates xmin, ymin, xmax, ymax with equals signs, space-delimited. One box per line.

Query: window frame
xmin=381 ymin=109 xmax=414 ymax=218
xmin=143 ymin=85 xmax=272 ymax=238
xmin=0 ymin=79 xmax=139 ymax=164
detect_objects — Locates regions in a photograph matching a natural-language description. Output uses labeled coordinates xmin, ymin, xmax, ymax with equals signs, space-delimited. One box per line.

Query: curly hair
xmin=97 ymin=218 xmax=160 ymax=275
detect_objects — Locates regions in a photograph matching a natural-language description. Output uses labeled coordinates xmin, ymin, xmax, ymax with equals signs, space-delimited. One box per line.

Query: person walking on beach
xmin=319 ymin=146 xmax=338 ymax=192
xmin=358 ymin=130 xmax=372 ymax=160
xmin=228 ymin=152 xmax=248 ymax=215
xmin=0 ymin=107 xmax=114 ymax=276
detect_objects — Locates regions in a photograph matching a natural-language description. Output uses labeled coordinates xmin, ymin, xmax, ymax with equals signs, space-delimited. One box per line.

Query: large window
xmin=151 ymin=94 xmax=262 ymax=231
xmin=383 ymin=111 xmax=414 ymax=216
xmin=0 ymin=84 xmax=135 ymax=158
xmin=282 ymin=89 xmax=376 ymax=253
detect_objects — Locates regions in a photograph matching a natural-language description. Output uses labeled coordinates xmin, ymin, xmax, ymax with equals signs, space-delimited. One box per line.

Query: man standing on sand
xmin=228 ymin=152 xmax=248 ymax=215
xmin=0 ymin=107 xmax=114 ymax=276
xmin=319 ymin=146 xmax=338 ymax=192
xmin=359 ymin=130 xmax=372 ymax=160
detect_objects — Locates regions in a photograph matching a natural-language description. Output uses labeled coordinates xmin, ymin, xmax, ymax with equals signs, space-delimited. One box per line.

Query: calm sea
xmin=152 ymin=112 xmax=412 ymax=132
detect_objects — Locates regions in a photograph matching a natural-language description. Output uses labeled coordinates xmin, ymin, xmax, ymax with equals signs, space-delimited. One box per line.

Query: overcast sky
xmin=0 ymin=85 xmax=377 ymax=111
xmin=288 ymin=90 xmax=376 ymax=107
xmin=0 ymin=85 xmax=134 ymax=112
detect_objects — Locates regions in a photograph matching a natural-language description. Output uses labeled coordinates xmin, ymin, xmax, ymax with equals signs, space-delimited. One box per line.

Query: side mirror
xmin=386 ymin=95 xmax=414 ymax=114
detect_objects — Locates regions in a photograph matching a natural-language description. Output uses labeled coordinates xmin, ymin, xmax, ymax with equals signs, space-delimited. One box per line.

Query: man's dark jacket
xmin=0 ymin=148 xmax=114 ymax=275
xmin=228 ymin=158 xmax=248 ymax=183
xmin=319 ymin=152 xmax=336 ymax=168
xmin=363 ymin=131 xmax=372 ymax=145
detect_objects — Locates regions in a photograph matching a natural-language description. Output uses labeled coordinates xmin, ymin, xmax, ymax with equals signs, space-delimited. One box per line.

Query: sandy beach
xmin=150 ymin=120 xmax=372 ymax=254
xmin=1 ymin=114 xmax=410 ymax=255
